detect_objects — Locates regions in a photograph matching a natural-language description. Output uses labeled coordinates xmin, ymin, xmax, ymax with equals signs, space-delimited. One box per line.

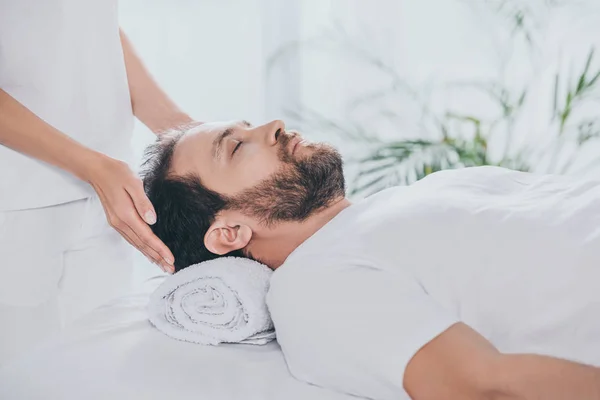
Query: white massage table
xmin=0 ymin=276 xmax=359 ymax=400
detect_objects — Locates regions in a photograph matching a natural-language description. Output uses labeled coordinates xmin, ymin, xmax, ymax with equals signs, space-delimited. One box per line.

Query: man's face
xmin=171 ymin=120 xmax=300 ymax=196
xmin=171 ymin=119 xmax=345 ymax=224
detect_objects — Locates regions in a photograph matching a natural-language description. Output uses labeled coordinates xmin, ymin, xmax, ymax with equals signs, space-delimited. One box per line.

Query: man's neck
xmin=246 ymin=197 xmax=352 ymax=269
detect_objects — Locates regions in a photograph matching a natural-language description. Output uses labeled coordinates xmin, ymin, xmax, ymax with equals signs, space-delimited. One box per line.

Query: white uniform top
xmin=268 ymin=166 xmax=600 ymax=400
xmin=0 ymin=0 xmax=134 ymax=211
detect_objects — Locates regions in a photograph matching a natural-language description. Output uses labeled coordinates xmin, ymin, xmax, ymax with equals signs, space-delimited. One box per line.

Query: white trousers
xmin=0 ymin=196 xmax=133 ymax=366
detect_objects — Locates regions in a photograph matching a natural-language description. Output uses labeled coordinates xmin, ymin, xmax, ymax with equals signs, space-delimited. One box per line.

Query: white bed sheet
xmin=0 ymin=276 xmax=360 ymax=400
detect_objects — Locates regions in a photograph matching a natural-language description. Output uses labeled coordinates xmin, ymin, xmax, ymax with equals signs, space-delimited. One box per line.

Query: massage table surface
xmin=0 ymin=277 xmax=358 ymax=400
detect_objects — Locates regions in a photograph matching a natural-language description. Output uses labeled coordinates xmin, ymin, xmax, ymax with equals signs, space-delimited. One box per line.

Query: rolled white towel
xmin=148 ymin=257 xmax=276 ymax=345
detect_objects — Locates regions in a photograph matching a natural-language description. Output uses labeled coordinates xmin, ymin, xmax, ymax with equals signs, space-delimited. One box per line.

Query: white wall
xmin=119 ymin=0 xmax=266 ymax=162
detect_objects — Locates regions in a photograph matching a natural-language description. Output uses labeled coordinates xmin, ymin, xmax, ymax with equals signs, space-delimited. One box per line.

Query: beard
xmin=226 ymin=134 xmax=346 ymax=226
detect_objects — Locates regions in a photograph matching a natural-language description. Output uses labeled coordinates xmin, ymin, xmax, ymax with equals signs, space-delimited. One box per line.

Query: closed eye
xmin=232 ymin=140 xmax=243 ymax=156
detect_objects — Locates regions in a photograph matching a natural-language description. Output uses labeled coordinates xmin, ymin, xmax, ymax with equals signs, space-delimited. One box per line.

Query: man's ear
xmin=204 ymin=219 xmax=252 ymax=255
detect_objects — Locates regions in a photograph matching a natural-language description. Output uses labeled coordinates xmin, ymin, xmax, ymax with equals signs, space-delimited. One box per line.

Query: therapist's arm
xmin=120 ymin=29 xmax=198 ymax=134
xmin=0 ymin=89 xmax=174 ymax=272
xmin=404 ymin=323 xmax=600 ymax=400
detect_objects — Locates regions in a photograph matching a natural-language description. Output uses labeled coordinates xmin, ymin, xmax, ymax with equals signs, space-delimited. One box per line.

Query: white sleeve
xmin=267 ymin=264 xmax=459 ymax=400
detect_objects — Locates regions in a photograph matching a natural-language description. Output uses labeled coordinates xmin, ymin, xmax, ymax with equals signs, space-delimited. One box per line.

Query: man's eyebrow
xmin=212 ymin=128 xmax=234 ymax=160
xmin=240 ymin=120 xmax=252 ymax=127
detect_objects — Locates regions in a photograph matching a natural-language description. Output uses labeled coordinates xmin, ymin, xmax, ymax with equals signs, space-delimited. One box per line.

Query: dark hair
xmin=141 ymin=133 xmax=242 ymax=272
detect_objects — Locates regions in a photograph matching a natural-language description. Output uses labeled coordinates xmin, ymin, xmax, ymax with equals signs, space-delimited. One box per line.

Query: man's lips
xmin=288 ymin=135 xmax=302 ymax=154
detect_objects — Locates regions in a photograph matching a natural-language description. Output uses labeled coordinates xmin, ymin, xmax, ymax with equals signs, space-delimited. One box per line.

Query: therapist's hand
xmin=86 ymin=154 xmax=175 ymax=273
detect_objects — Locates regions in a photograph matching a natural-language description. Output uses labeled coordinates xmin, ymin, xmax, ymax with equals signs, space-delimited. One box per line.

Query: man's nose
xmin=263 ymin=120 xmax=286 ymax=146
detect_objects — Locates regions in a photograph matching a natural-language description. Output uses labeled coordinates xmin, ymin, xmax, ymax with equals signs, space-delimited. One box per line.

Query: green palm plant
xmin=467 ymin=0 xmax=571 ymax=47
xmin=269 ymin=1 xmax=600 ymax=198
xmin=288 ymin=81 xmax=532 ymax=196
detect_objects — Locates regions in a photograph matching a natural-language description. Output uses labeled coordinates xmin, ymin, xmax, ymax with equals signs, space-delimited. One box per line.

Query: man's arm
xmin=0 ymin=89 xmax=174 ymax=271
xmin=119 ymin=29 xmax=197 ymax=134
xmin=404 ymin=322 xmax=600 ymax=400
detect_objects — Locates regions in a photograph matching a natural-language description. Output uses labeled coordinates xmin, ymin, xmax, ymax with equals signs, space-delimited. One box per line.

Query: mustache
xmin=276 ymin=130 xmax=301 ymax=160
xmin=278 ymin=130 xmax=300 ymax=146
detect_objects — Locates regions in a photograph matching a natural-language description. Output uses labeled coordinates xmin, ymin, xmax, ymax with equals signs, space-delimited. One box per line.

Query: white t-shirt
xmin=0 ymin=0 xmax=134 ymax=211
xmin=267 ymin=166 xmax=600 ymax=400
